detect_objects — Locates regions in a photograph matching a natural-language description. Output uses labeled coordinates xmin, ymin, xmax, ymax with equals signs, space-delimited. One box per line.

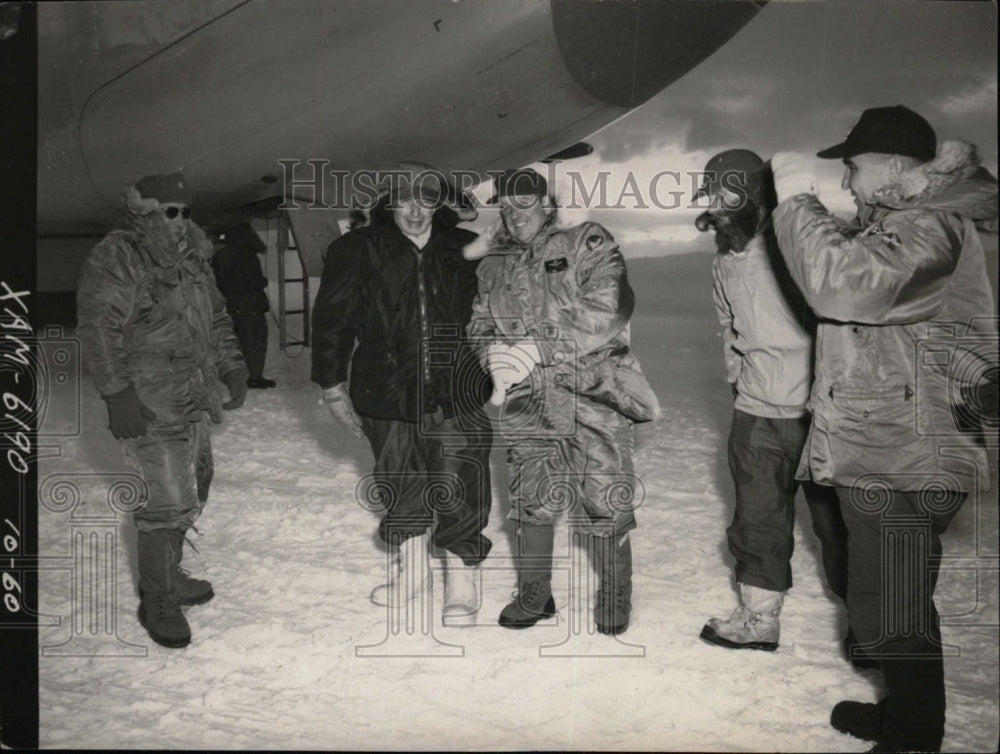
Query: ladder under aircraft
xmin=273 ymin=211 xmax=310 ymax=350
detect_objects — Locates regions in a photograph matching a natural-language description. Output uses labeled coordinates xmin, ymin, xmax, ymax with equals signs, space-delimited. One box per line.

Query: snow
xmin=37 ymin=253 xmax=999 ymax=751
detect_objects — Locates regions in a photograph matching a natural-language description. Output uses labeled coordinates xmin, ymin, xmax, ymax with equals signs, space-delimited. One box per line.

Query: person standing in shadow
xmin=213 ymin=222 xmax=276 ymax=389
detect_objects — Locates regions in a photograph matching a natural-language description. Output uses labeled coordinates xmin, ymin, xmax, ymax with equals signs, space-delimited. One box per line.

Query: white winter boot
xmin=699 ymin=583 xmax=784 ymax=651
xmin=371 ymin=532 xmax=430 ymax=607
xmin=441 ymin=551 xmax=480 ymax=627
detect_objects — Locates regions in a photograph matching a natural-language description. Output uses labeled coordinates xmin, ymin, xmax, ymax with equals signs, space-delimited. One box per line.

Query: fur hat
xmin=125 ymin=172 xmax=191 ymax=215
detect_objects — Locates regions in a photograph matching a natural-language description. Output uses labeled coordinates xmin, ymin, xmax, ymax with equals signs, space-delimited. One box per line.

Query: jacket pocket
xmin=829 ymin=384 xmax=914 ymax=443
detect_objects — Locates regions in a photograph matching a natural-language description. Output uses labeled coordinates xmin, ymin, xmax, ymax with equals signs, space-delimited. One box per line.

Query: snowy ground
xmin=36 ymin=253 xmax=999 ymax=751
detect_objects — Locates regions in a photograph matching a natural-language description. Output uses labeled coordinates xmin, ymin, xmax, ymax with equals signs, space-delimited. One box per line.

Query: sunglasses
xmin=162 ymin=206 xmax=191 ymax=219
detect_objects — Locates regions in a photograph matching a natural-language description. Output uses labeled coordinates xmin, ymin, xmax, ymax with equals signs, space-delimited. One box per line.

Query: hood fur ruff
xmin=873 ymin=140 xmax=998 ymax=230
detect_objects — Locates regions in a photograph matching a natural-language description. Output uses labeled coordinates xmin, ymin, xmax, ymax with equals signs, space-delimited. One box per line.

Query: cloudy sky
xmin=513 ymin=1 xmax=998 ymax=258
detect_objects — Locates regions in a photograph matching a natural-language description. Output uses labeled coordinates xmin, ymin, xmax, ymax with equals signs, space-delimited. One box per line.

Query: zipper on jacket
xmin=414 ymin=247 xmax=432 ymax=386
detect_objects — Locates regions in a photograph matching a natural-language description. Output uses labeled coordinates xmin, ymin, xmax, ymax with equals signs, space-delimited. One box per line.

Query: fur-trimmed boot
xmin=593 ymin=533 xmax=633 ymax=635
xmin=441 ymin=551 xmax=480 ymax=627
xmin=371 ymin=532 xmax=430 ymax=607
xmin=499 ymin=524 xmax=556 ymax=629
xmin=166 ymin=529 xmax=214 ymax=606
xmin=137 ymin=529 xmax=191 ymax=649
xmin=699 ymin=583 xmax=783 ymax=651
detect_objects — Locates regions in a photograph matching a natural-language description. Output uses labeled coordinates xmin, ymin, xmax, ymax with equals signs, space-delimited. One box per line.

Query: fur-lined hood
xmin=873 ymin=139 xmax=998 ymax=232
xmin=117 ymin=210 xmax=213 ymax=268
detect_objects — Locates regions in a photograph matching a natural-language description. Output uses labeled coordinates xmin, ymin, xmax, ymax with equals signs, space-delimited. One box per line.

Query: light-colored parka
xmin=77 ymin=212 xmax=246 ymax=427
xmin=712 ymin=232 xmax=814 ymax=419
xmin=467 ymin=221 xmax=660 ymax=423
xmin=774 ymin=140 xmax=997 ymax=492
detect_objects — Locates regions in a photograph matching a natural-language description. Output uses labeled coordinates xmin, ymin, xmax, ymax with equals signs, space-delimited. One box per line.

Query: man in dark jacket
xmin=772 ymin=106 xmax=997 ymax=752
xmin=311 ymin=165 xmax=492 ymax=626
xmin=213 ymin=223 xmax=275 ymax=388
xmin=77 ymin=172 xmax=249 ymax=649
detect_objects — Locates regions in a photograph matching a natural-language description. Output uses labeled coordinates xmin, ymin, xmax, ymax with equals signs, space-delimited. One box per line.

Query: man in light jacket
xmin=694 ymin=149 xmax=849 ymax=654
xmin=77 ymin=172 xmax=249 ymax=649
xmin=466 ymin=168 xmax=659 ymax=636
xmin=772 ymin=105 xmax=997 ymax=753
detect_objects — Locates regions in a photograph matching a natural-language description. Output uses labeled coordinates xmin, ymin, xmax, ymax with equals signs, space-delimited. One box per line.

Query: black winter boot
xmin=499 ymin=524 xmax=556 ymax=629
xmin=593 ymin=533 xmax=633 ymax=635
xmin=831 ymin=699 xmax=884 ymax=742
xmin=137 ymin=529 xmax=191 ymax=649
xmin=166 ymin=529 xmax=214 ymax=606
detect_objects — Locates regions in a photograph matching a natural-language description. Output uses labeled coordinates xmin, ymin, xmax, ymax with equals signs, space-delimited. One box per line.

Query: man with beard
xmin=693 ymin=150 xmax=850 ymax=653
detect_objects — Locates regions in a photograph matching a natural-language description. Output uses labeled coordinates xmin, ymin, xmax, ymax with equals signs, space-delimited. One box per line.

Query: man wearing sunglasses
xmin=77 ymin=171 xmax=249 ymax=649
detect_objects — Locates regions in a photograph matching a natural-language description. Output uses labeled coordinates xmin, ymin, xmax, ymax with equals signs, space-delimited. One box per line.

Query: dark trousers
xmin=727 ymin=410 xmax=848 ymax=596
xmin=361 ymin=408 xmax=492 ymax=566
xmin=231 ymin=312 xmax=268 ymax=380
xmin=835 ymin=485 xmax=965 ymax=750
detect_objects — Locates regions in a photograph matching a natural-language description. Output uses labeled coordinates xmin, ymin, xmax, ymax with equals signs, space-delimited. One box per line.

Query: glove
xmin=771 ymin=152 xmax=818 ymax=204
xmin=487 ymin=341 xmax=541 ymax=406
xmin=321 ymin=383 xmax=365 ymax=439
xmin=221 ymin=367 xmax=250 ymax=410
xmin=462 ymin=218 xmax=504 ymax=260
xmin=105 ymin=386 xmax=157 ymax=439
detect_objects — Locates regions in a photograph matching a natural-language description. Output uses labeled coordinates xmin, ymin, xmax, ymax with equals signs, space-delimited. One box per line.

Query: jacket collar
xmin=123 ymin=212 xmax=213 ymax=268
xmin=870 ymin=139 xmax=998 ymax=231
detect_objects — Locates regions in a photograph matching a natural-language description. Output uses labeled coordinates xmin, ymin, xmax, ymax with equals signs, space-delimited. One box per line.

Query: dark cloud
xmin=590 ymin=2 xmax=997 ymax=168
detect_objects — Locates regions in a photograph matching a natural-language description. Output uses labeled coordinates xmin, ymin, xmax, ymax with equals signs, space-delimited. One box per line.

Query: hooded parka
xmin=311 ymin=206 xmax=492 ymax=420
xmin=774 ymin=140 xmax=997 ymax=493
xmin=77 ymin=212 xmax=246 ymax=425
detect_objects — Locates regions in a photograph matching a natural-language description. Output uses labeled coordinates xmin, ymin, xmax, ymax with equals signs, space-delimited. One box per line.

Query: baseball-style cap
xmin=136 ymin=172 xmax=192 ymax=205
xmin=487 ymin=168 xmax=549 ymax=204
xmin=816 ymin=105 xmax=936 ymax=160
xmin=692 ymin=149 xmax=764 ymax=202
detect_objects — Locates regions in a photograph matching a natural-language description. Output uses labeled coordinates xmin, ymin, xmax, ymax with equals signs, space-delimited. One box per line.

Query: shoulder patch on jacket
xmin=577 ymin=222 xmax=615 ymax=251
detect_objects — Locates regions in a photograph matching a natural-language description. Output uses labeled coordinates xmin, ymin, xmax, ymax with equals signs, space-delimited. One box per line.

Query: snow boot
xmin=831 ymin=699 xmax=884 ymax=742
xmin=371 ymin=532 xmax=430 ymax=607
xmin=166 ymin=529 xmax=214 ymax=607
xmin=699 ymin=583 xmax=783 ymax=651
xmin=499 ymin=524 xmax=556 ymax=629
xmin=137 ymin=529 xmax=191 ymax=649
xmin=593 ymin=533 xmax=633 ymax=635
xmin=441 ymin=551 xmax=480 ymax=627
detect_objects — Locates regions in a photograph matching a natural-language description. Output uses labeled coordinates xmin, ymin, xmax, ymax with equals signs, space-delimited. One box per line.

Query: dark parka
xmin=310 ymin=205 xmax=492 ymax=421
xmin=76 ymin=212 xmax=246 ymax=426
xmin=212 ymin=223 xmax=270 ymax=316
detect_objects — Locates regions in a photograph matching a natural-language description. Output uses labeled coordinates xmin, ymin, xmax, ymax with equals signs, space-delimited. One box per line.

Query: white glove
xmin=771 ymin=152 xmax=818 ymax=204
xmin=321 ymin=383 xmax=364 ymax=439
xmin=462 ymin=218 xmax=504 ymax=260
xmin=487 ymin=341 xmax=541 ymax=406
